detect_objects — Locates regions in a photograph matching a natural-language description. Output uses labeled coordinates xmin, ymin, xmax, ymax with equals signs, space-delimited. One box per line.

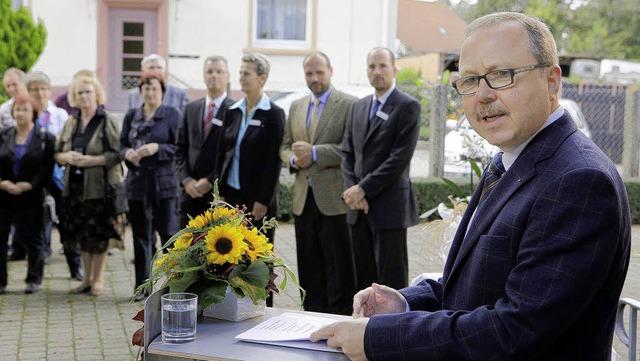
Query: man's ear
xmin=547 ymin=65 xmax=562 ymax=101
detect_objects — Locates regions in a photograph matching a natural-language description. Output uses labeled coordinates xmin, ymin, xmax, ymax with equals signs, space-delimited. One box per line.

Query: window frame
xmin=247 ymin=0 xmax=316 ymax=54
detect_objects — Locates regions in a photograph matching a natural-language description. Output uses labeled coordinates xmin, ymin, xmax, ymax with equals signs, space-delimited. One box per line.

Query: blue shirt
xmin=226 ymin=93 xmax=272 ymax=190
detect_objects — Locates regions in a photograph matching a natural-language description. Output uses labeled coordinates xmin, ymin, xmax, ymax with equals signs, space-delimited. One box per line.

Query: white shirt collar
xmin=501 ymin=105 xmax=565 ymax=170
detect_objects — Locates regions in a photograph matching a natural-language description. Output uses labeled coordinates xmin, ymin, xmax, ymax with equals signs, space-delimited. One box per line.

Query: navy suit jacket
xmin=364 ymin=113 xmax=631 ymax=360
xmin=174 ymin=96 xmax=234 ymax=198
xmin=342 ymin=88 xmax=420 ymax=229
xmin=217 ymin=101 xmax=285 ymax=207
xmin=120 ymin=105 xmax=180 ymax=201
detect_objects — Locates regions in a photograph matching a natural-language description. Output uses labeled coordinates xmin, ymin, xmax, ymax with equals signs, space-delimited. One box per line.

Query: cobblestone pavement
xmin=0 ymin=222 xmax=638 ymax=360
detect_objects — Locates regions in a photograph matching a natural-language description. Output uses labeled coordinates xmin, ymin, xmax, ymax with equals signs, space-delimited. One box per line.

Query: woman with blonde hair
xmin=55 ymin=76 xmax=125 ymax=296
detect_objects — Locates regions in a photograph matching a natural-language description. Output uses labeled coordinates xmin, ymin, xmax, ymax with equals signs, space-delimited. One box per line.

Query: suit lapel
xmin=444 ymin=113 xmax=578 ymax=286
xmin=192 ymin=98 xmax=206 ymax=145
xmin=292 ymin=95 xmax=311 ymax=143
xmin=313 ymin=91 xmax=339 ymax=143
xmin=365 ymin=90 xmax=395 ymax=143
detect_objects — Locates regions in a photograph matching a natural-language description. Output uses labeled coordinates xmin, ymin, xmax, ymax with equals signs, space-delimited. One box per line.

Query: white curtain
xmin=256 ymin=0 xmax=307 ymax=40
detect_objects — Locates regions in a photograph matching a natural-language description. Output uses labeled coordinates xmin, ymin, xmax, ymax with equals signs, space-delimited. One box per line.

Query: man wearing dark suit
xmin=128 ymin=54 xmax=189 ymax=113
xmin=175 ymin=55 xmax=233 ymax=227
xmin=311 ymin=13 xmax=631 ymax=361
xmin=279 ymin=52 xmax=357 ymax=315
xmin=341 ymin=47 xmax=420 ymax=291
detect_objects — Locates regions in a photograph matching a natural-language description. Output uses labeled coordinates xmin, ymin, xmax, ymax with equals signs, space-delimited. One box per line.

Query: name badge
xmin=211 ymin=118 xmax=223 ymax=127
xmin=248 ymin=119 xmax=262 ymax=127
xmin=376 ymin=110 xmax=389 ymax=121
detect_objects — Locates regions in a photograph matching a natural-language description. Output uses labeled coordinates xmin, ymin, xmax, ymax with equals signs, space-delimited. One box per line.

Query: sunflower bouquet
xmin=134 ymin=184 xmax=301 ymax=311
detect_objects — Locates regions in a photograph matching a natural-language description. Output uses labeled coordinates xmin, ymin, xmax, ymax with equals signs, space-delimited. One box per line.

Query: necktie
xmin=308 ymin=98 xmax=320 ymax=142
xmin=203 ymin=102 xmax=215 ymax=137
xmin=478 ymin=152 xmax=505 ymax=204
xmin=369 ymin=100 xmax=380 ymax=122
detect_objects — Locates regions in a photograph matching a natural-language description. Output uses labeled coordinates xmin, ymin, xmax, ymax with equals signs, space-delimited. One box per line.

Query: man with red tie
xmin=175 ymin=56 xmax=234 ymax=227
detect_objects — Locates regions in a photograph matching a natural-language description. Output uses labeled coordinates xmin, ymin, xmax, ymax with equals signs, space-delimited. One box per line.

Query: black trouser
xmin=294 ymin=188 xmax=356 ymax=315
xmin=0 ymin=205 xmax=46 ymax=287
xmin=350 ymin=212 xmax=409 ymax=291
xmin=129 ymin=198 xmax=178 ymax=289
xmin=223 ymin=187 xmax=277 ymax=306
xmin=179 ymin=192 xmax=214 ymax=229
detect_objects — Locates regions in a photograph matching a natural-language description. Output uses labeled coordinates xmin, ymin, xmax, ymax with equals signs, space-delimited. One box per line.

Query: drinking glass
xmin=161 ymin=293 xmax=198 ymax=343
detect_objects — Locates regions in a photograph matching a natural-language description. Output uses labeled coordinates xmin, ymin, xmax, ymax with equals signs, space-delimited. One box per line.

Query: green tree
xmin=0 ymin=0 xmax=47 ymax=101
xmin=397 ymin=68 xmax=431 ymax=140
xmin=453 ymin=0 xmax=640 ymax=62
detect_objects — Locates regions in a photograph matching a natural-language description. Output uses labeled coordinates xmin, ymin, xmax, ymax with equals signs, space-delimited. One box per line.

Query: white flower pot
xmin=202 ymin=288 xmax=266 ymax=322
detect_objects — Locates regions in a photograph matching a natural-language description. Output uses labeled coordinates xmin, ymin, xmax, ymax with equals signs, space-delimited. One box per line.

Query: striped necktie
xmin=203 ymin=102 xmax=215 ymax=137
xmin=478 ymin=152 xmax=505 ymax=204
xmin=308 ymin=98 xmax=320 ymax=142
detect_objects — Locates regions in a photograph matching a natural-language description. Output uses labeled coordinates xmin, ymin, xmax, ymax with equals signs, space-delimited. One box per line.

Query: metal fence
xmin=424 ymin=81 xmax=640 ymax=178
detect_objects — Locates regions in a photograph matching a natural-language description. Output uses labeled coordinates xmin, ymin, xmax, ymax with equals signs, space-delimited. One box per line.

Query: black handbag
xmin=102 ymin=118 xmax=129 ymax=215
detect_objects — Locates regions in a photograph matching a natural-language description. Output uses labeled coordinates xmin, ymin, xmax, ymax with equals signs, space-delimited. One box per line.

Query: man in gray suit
xmin=280 ymin=52 xmax=357 ymax=315
xmin=175 ymin=56 xmax=233 ymax=227
xmin=128 ymin=54 xmax=189 ymax=113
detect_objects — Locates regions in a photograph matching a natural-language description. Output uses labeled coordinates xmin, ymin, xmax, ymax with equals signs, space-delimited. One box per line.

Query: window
xmin=252 ymin=0 xmax=313 ymax=51
xmin=121 ymin=22 xmax=145 ymax=90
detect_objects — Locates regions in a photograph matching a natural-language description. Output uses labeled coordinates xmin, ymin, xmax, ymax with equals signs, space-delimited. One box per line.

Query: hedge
xmin=277 ymin=178 xmax=640 ymax=224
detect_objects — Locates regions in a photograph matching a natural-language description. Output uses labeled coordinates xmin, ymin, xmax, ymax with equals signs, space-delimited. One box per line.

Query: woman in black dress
xmin=55 ymin=76 xmax=124 ymax=296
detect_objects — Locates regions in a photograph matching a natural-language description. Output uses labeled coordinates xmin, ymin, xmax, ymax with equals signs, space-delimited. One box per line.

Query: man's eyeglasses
xmin=452 ymin=63 xmax=550 ymax=96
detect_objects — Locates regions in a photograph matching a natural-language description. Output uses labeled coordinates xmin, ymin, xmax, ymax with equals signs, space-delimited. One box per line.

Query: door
xmin=107 ymin=8 xmax=157 ymax=111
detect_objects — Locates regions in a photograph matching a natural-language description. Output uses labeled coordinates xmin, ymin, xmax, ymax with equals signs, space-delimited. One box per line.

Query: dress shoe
xmin=70 ymin=268 xmax=85 ymax=281
xmin=25 ymin=283 xmax=39 ymax=294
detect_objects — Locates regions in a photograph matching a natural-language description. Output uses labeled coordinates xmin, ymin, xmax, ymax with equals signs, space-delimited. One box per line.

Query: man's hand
xmin=184 ymin=179 xmax=203 ymax=198
xmin=194 ymin=178 xmax=213 ymax=195
xmin=310 ymin=318 xmax=369 ymax=361
xmin=251 ymin=201 xmax=268 ymax=220
xmin=356 ymin=198 xmax=369 ymax=214
xmin=353 ymin=283 xmax=407 ymax=318
xmin=292 ymin=141 xmax=313 ymax=169
xmin=342 ymin=185 xmax=366 ymax=210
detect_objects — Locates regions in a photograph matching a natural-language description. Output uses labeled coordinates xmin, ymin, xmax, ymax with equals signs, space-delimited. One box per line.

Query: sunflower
xmin=212 ymin=206 xmax=239 ymax=222
xmin=186 ymin=209 xmax=216 ymax=229
xmin=204 ymin=223 xmax=248 ymax=265
xmin=240 ymin=226 xmax=273 ymax=261
xmin=173 ymin=233 xmax=194 ymax=249
xmin=154 ymin=252 xmax=176 ymax=271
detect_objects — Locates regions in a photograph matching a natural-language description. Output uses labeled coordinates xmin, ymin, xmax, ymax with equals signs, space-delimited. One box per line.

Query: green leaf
xmin=228 ymin=261 xmax=269 ymax=303
xmin=168 ymin=271 xmax=199 ymax=293
xmin=469 ymin=159 xmax=483 ymax=179
xmin=186 ymin=278 xmax=228 ymax=311
xmin=440 ymin=177 xmax=466 ymax=198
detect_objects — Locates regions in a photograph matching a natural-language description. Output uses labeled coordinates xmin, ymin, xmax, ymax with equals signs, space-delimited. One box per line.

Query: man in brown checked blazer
xmin=280 ymin=52 xmax=357 ymax=315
